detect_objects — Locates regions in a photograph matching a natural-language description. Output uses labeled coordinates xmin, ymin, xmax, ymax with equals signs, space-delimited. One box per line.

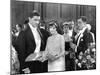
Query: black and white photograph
xmin=10 ymin=0 xmax=96 ymax=74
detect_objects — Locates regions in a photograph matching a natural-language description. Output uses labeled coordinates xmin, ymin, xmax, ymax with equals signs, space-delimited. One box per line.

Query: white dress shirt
xmin=75 ymin=27 xmax=87 ymax=41
xmin=29 ymin=23 xmax=41 ymax=53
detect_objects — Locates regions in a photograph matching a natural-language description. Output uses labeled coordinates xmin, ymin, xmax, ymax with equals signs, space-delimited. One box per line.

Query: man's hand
xmin=70 ymin=43 xmax=76 ymax=49
xmin=22 ymin=68 xmax=30 ymax=74
xmin=41 ymin=57 xmax=47 ymax=62
xmin=37 ymin=57 xmax=45 ymax=62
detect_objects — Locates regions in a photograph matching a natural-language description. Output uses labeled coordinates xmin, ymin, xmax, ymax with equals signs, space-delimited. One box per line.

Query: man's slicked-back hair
xmin=29 ymin=10 xmax=40 ymax=18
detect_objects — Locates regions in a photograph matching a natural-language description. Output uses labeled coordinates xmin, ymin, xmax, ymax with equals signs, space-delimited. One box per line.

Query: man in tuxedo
xmin=13 ymin=11 xmax=49 ymax=74
xmin=70 ymin=16 xmax=94 ymax=70
xmin=71 ymin=16 xmax=94 ymax=54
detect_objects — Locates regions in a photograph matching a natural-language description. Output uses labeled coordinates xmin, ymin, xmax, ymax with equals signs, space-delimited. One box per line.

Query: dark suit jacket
xmin=13 ymin=24 xmax=50 ymax=69
xmin=73 ymin=28 xmax=94 ymax=55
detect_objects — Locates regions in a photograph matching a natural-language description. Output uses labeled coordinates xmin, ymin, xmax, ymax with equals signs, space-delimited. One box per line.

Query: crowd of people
xmin=11 ymin=10 xmax=96 ymax=74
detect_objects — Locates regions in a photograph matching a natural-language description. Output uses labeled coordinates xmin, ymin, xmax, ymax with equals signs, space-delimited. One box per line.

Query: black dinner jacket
xmin=23 ymin=24 xmax=49 ymax=57
xmin=73 ymin=28 xmax=94 ymax=54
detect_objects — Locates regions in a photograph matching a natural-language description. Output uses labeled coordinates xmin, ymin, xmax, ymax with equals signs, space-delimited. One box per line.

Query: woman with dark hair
xmin=62 ymin=21 xmax=75 ymax=71
xmin=41 ymin=21 xmax=65 ymax=71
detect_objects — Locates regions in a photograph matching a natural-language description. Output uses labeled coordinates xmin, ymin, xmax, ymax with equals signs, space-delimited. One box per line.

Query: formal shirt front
xmin=29 ymin=23 xmax=41 ymax=53
xmin=75 ymin=27 xmax=87 ymax=41
xmin=75 ymin=26 xmax=87 ymax=52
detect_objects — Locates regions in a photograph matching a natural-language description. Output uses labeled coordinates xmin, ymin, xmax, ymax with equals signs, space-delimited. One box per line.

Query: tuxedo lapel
xmin=76 ymin=27 xmax=88 ymax=45
xmin=75 ymin=28 xmax=87 ymax=52
xmin=37 ymin=28 xmax=43 ymax=39
xmin=75 ymin=33 xmax=82 ymax=52
xmin=76 ymin=33 xmax=81 ymax=43
xmin=26 ymin=24 xmax=36 ymax=43
xmin=37 ymin=28 xmax=44 ymax=45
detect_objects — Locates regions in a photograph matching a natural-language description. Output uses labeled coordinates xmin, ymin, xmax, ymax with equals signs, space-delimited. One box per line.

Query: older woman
xmin=42 ymin=21 xmax=65 ymax=72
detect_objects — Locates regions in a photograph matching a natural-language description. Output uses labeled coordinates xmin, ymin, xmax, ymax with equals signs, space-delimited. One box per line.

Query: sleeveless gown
xmin=44 ymin=34 xmax=65 ymax=72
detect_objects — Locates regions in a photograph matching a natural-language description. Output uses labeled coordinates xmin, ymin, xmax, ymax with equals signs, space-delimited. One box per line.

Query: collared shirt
xmin=29 ymin=23 xmax=41 ymax=53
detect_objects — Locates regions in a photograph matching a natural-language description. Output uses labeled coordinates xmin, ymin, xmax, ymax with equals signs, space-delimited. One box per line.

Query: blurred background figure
xmin=12 ymin=24 xmax=23 ymax=47
xmin=11 ymin=46 xmax=20 ymax=74
xmin=12 ymin=24 xmax=24 ymax=74
xmin=11 ymin=27 xmax=17 ymax=43
xmin=86 ymin=24 xmax=95 ymax=44
xmin=63 ymin=19 xmax=74 ymax=37
xmin=23 ymin=19 xmax=29 ymax=31
xmin=62 ymin=20 xmax=75 ymax=71
xmin=39 ymin=20 xmax=46 ymax=30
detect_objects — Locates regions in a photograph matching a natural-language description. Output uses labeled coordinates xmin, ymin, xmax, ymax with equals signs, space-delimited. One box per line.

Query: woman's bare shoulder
xmin=47 ymin=36 xmax=52 ymax=41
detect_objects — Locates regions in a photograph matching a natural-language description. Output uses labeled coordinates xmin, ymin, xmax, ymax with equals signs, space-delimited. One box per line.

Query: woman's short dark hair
xmin=62 ymin=21 xmax=73 ymax=30
xmin=48 ymin=20 xmax=58 ymax=29
xmin=29 ymin=10 xmax=40 ymax=18
xmin=48 ymin=20 xmax=63 ymax=34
